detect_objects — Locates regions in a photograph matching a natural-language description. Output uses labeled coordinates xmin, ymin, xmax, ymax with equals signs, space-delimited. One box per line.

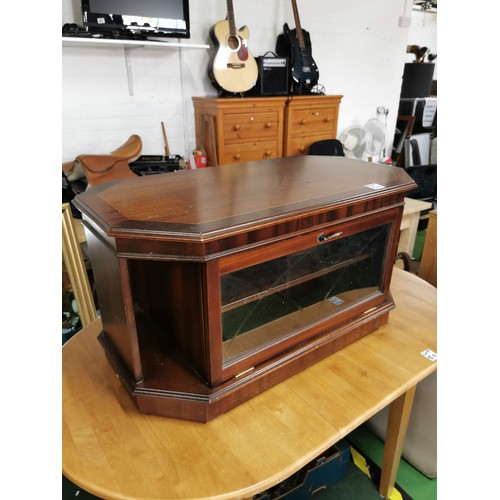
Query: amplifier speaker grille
xmin=254 ymin=56 xmax=289 ymax=96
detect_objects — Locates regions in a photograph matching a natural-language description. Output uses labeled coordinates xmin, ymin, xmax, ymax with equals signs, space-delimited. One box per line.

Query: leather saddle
xmin=74 ymin=135 xmax=142 ymax=189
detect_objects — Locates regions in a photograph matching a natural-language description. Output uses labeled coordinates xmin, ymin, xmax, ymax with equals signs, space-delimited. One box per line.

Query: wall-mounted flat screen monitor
xmin=82 ymin=0 xmax=190 ymax=39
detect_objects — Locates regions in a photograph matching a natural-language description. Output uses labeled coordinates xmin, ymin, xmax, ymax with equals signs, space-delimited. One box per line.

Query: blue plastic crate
xmin=254 ymin=439 xmax=351 ymax=499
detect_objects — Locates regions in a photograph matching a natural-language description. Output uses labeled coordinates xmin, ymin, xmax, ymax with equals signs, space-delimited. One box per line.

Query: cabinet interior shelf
xmin=221 ymin=253 xmax=371 ymax=313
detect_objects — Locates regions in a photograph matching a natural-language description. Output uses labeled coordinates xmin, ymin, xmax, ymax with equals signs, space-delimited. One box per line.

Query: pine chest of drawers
xmin=193 ymin=96 xmax=287 ymax=166
xmin=193 ymin=95 xmax=342 ymax=165
xmin=284 ymin=95 xmax=342 ymax=156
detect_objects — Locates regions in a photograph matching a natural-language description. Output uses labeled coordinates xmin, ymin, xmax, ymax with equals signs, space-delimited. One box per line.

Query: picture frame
xmin=393 ymin=115 xmax=415 ymax=154
xmin=404 ymin=132 xmax=432 ymax=168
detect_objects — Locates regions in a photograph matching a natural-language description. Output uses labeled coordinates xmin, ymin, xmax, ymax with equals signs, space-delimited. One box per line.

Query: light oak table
xmin=419 ymin=210 xmax=437 ymax=287
xmin=399 ymin=197 xmax=433 ymax=258
xmin=62 ymin=268 xmax=437 ymax=500
xmin=62 ymin=203 xmax=97 ymax=327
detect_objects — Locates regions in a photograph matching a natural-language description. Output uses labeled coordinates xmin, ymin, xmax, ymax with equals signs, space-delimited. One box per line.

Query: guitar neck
xmin=226 ymin=0 xmax=237 ymax=37
xmin=291 ymin=0 xmax=306 ymax=49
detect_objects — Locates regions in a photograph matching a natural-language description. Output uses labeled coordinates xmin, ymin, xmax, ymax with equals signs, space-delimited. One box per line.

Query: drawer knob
xmin=300 ymin=119 xmax=307 ymax=126
xmin=313 ymin=112 xmax=320 ymax=116
xmin=299 ymin=146 xmax=306 ymax=153
xmin=264 ymin=150 xmax=272 ymax=157
xmin=249 ymin=116 xmax=255 ymax=122
xmin=324 ymin=117 xmax=332 ymax=123
xmin=234 ymin=154 xmax=241 ymax=160
xmin=265 ymin=122 xmax=272 ymax=128
xmin=233 ymin=124 xmax=241 ymax=131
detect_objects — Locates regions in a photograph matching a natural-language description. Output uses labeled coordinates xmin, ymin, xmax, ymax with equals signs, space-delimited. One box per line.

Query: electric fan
xmin=339 ymin=118 xmax=387 ymax=161
xmin=364 ymin=118 xmax=386 ymax=158
xmin=338 ymin=126 xmax=371 ymax=160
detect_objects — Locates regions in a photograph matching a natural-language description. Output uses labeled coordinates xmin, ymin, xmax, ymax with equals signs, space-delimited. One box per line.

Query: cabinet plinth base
xmin=98 ymin=300 xmax=393 ymax=422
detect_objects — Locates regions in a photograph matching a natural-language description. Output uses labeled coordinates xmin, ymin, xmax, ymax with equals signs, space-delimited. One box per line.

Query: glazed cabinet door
xmin=214 ymin=208 xmax=401 ymax=381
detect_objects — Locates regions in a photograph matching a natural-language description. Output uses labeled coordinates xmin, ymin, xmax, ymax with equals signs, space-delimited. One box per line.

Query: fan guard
xmin=338 ymin=126 xmax=372 ymax=159
xmin=364 ymin=118 xmax=386 ymax=157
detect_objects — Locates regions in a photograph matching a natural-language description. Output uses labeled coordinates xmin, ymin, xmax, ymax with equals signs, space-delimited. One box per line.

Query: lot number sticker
xmin=420 ymin=349 xmax=437 ymax=362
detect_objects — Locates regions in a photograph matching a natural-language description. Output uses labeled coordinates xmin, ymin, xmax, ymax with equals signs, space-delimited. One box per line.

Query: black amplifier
xmin=129 ymin=155 xmax=183 ymax=176
xmin=251 ymin=55 xmax=289 ymax=96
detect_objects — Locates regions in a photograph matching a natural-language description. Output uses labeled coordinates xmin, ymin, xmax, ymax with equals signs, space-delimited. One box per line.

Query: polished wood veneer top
xmin=75 ymin=157 xmax=415 ymax=239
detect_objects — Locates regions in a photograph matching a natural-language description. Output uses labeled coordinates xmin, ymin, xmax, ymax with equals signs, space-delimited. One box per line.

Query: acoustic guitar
xmin=276 ymin=0 xmax=319 ymax=94
xmin=207 ymin=0 xmax=258 ymax=94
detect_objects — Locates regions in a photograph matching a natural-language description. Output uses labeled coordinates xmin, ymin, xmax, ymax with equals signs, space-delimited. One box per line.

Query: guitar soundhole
xmin=227 ymin=35 xmax=240 ymax=50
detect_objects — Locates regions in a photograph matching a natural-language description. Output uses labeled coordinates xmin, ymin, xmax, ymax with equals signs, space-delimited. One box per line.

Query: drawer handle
xmin=300 ymin=119 xmax=307 ymax=125
xmin=265 ymin=122 xmax=272 ymax=128
xmin=234 ymin=153 xmax=241 ymax=160
xmin=317 ymin=231 xmax=343 ymax=243
xmin=324 ymin=117 xmax=332 ymax=123
xmin=233 ymin=124 xmax=241 ymax=131
xmin=264 ymin=150 xmax=272 ymax=157
xmin=249 ymin=116 xmax=255 ymax=122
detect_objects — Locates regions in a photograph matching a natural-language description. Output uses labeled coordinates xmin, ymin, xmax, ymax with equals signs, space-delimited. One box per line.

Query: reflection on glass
xmin=221 ymin=224 xmax=389 ymax=364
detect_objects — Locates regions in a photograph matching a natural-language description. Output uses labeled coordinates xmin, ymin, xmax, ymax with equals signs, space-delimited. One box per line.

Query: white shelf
xmin=62 ymin=36 xmax=209 ymax=50
xmin=62 ymin=36 xmax=210 ymax=95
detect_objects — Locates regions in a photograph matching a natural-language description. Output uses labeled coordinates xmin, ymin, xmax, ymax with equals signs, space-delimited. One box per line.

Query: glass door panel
xmin=220 ymin=223 xmax=390 ymax=365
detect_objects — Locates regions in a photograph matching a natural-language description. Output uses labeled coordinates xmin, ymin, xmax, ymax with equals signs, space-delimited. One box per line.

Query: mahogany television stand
xmin=74 ymin=156 xmax=416 ymax=421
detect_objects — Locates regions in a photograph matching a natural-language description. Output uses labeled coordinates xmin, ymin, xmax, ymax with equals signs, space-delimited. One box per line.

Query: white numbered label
xmin=420 ymin=349 xmax=437 ymax=362
xmin=329 ymin=296 xmax=344 ymax=306
xmin=365 ymin=183 xmax=385 ymax=190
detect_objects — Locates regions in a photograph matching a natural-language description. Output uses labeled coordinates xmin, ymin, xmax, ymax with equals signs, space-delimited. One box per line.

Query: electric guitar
xmin=276 ymin=0 xmax=319 ymax=94
xmin=207 ymin=0 xmax=258 ymax=94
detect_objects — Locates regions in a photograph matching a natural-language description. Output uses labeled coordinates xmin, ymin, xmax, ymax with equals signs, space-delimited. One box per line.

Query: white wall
xmin=62 ymin=0 xmax=436 ymax=162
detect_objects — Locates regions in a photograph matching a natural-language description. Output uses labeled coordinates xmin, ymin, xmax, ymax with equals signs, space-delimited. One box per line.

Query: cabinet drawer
xmin=223 ymin=140 xmax=280 ymax=164
xmin=223 ymin=111 xmax=280 ymax=143
xmin=288 ymin=107 xmax=337 ymax=136
xmin=286 ymin=134 xmax=334 ymax=156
